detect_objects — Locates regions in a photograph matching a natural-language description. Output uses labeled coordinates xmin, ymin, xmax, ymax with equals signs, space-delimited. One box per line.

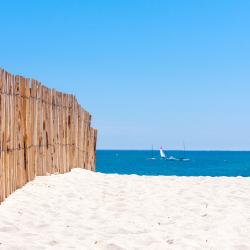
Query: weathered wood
xmin=0 ymin=68 xmax=97 ymax=203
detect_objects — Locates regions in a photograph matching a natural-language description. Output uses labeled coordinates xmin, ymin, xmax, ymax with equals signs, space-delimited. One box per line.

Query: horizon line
xmin=97 ymin=149 xmax=250 ymax=152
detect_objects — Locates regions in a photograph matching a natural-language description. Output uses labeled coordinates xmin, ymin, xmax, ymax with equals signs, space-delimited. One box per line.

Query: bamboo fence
xmin=0 ymin=68 xmax=97 ymax=203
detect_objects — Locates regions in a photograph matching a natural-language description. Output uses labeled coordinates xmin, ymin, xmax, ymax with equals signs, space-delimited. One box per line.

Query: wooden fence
xmin=0 ymin=68 xmax=97 ymax=203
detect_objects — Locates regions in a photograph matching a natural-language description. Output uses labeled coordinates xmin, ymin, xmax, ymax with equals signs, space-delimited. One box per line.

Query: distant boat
xmin=168 ymin=155 xmax=178 ymax=161
xmin=177 ymin=142 xmax=190 ymax=161
xmin=159 ymin=145 xmax=190 ymax=161
xmin=147 ymin=145 xmax=156 ymax=160
xmin=160 ymin=146 xmax=166 ymax=159
xmin=160 ymin=146 xmax=179 ymax=161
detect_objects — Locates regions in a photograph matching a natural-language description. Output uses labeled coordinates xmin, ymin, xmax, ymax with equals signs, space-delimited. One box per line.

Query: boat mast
xmin=182 ymin=141 xmax=186 ymax=158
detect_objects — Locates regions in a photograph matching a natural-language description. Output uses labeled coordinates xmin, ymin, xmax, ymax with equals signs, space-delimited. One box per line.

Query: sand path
xmin=0 ymin=169 xmax=250 ymax=250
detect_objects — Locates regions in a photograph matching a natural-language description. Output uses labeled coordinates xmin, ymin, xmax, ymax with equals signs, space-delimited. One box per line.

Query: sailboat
xmin=161 ymin=146 xmax=178 ymax=161
xmin=160 ymin=146 xmax=166 ymax=159
xmin=147 ymin=145 xmax=156 ymax=160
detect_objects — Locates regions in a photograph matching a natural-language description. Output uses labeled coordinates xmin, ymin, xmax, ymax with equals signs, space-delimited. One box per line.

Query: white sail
xmin=160 ymin=146 xmax=166 ymax=158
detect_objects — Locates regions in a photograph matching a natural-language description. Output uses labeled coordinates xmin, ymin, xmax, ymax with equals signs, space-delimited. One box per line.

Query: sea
xmin=96 ymin=150 xmax=250 ymax=177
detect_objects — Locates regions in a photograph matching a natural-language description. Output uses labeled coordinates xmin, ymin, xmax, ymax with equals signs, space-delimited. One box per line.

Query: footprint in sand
xmin=48 ymin=240 xmax=58 ymax=246
xmin=103 ymin=243 xmax=127 ymax=250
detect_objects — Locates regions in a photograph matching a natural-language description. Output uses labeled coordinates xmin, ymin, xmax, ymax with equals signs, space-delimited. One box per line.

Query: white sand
xmin=0 ymin=169 xmax=250 ymax=250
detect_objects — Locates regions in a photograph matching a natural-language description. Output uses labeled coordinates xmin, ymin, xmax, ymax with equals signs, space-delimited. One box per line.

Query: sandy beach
xmin=0 ymin=169 xmax=250 ymax=250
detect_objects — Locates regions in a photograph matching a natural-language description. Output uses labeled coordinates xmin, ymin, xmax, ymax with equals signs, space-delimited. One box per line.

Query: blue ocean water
xmin=96 ymin=150 xmax=250 ymax=177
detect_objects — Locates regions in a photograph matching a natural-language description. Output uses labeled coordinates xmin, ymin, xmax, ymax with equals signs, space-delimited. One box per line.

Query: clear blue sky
xmin=1 ymin=0 xmax=250 ymax=150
